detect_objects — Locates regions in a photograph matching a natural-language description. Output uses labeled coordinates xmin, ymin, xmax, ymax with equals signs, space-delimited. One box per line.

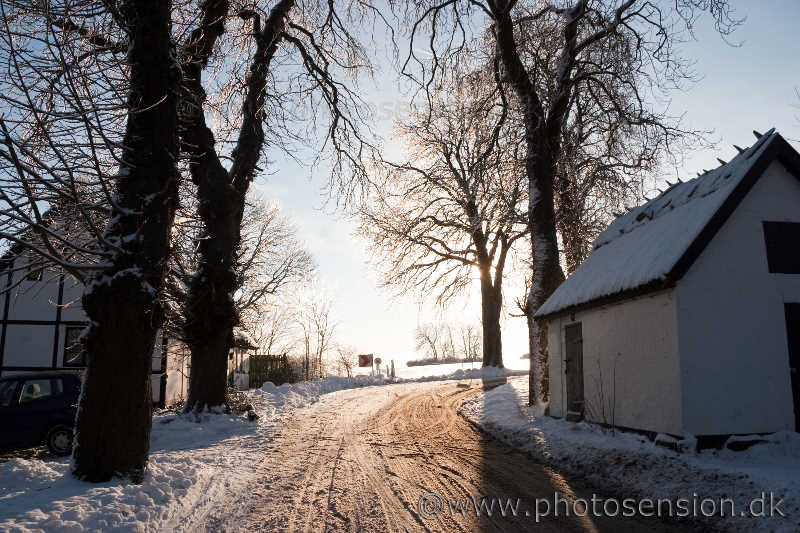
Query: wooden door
xmin=564 ymin=323 xmax=584 ymax=421
xmin=785 ymin=304 xmax=800 ymax=431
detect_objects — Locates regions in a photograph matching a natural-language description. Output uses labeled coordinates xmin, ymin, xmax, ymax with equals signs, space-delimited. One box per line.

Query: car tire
xmin=46 ymin=425 xmax=73 ymax=456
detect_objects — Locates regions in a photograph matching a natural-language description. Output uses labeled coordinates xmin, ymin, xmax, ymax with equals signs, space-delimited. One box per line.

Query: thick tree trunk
xmin=492 ymin=7 xmax=566 ymax=405
xmin=525 ymin=149 xmax=566 ymax=406
xmin=72 ymin=0 xmax=179 ymax=483
xmin=525 ymin=308 xmax=536 ymax=402
xmin=179 ymin=0 xmax=237 ymax=412
xmin=182 ymin=120 xmax=242 ymax=411
xmin=479 ymin=271 xmax=504 ymax=368
xmin=181 ymin=0 xmax=294 ymax=412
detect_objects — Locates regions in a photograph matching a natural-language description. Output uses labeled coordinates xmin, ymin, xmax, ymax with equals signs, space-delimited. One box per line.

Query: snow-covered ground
xmin=460 ymin=378 xmax=800 ymax=533
xmin=0 ymin=366 xmax=522 ymax=532
xmin=1 ymin=406 xmax=273 ymax=533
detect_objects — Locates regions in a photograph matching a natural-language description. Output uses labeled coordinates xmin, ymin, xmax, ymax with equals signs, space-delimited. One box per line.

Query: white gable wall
xmin=2 ymin=266 xmax=62 ymax=368
xmin=6 ymin=268 xmax=61 ymax=322
xmin=547 ymin=289 xmax=683 ymax=435
xmin=676 ymin=160 xmax=800 ymax=435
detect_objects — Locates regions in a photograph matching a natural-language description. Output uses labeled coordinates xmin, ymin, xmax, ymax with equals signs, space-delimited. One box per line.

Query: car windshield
xmin=0 ymin=380 xmax=16 ymax=408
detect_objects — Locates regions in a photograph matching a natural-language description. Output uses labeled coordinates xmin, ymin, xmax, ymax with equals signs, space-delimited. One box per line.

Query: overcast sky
xmin=254 ymin=1 xmax=800 ymax=367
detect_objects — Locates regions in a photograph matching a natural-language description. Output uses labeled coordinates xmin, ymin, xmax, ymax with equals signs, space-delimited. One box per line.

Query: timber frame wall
xmin=0 ymin=255 xmax=168 ymax=406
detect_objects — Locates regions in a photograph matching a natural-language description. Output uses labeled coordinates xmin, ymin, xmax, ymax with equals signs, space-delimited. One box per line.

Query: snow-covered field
xmin=461 ymin=379 xmax=800 ymax=533
xmin=352 ymin=355 xmax=530 ymax=380
xmin=0 ymin=366 xmax=522 ymax=533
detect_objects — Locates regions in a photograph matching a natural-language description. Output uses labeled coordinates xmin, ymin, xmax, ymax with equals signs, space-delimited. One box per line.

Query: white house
xmin=535 ymin=129 xmax=800 ymax=440
xmin=0 ymin=245 xmax=189 ymax=407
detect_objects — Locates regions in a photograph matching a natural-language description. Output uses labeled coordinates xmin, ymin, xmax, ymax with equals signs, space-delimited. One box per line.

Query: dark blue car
xmin=0 ymin=372 xmax=81 ymax=456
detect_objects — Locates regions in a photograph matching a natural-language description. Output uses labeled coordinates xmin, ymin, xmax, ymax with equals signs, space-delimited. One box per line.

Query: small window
xmin=18 ymin=379 xmax=55 ymax=404
xmin=763 ymin=222 xmax=800 ymax=274
xmin=64 ymin=327 xmax=87 ymax=367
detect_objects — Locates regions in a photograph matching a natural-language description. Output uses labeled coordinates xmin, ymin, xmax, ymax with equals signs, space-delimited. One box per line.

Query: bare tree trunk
xmin=524 ymin=148 xmax=565 ymax=405
xmin=479 ymin=270 xmax=503 ymax=368
xmin=182 ymin=132 xmax=242 ymax=410
xmin=181 ymin=0 xmax=294 ymax=411
xmin=73 ymin=0 xmax=179 ymax=482
xmin=180 ymin=0 xmax=235 ymax=412
xmin=493 ymin=6 xmax=566 ymax=405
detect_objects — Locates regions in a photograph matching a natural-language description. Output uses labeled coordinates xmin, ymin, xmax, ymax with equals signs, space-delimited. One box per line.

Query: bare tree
xmin=553 ymin=88 xmax=665 ymax=274
xmin=295 ymin=287 xmax=336 ymax=380
xmin=251 ymin=304 xmax=296 ymax=355
xmin=334 ymin=344 xmax=356 ymax=378
xmin=164 ymin=191 xmax=312 ymax=345
xmin=441 ymin=322 xmax=457 ymax=360
xmin=177 ymin=0 xmax=380 ymax=411
xmin=414 ymin=323 xmax=441 ymax=362
xmin=72 ymin=0 xmax=180 ymax=483
xmin=235 ymin=196 xmax=314 ymax=330
xmin=457 ymin=322 xmax=482 ymax=362
xmin=0 ymin=1 xmax=125 ymax=283
xmin=360 ymin=70 xmax=527 ymax=367
xmin=399 ymin=0 xmax=740 ymax=402
xmin=411 ymin=321 xmax=482 ymax=364
xmin=0 ymin=0 xmax=180 ymax=481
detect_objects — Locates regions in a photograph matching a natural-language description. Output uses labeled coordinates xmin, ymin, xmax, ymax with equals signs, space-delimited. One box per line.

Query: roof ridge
xmin=535 ymin=128 xmax=795 ymax=320
xmin=593 ymin=129 xmax=778 ymax=251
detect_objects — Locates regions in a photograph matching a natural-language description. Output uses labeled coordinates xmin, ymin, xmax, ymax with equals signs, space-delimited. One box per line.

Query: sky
xmin=253 ymin=1 xmax=800 ymax=367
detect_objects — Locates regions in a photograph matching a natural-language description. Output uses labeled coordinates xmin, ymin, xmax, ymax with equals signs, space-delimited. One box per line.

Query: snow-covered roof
xmin=536 ymin=129 xmax=800 ymax=318
xmin=232 ymin=327 xmax=258 ymax=350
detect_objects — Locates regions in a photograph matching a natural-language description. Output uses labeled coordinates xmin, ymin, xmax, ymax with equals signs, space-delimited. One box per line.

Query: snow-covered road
xmin=206 ymin=378 xmax=686 ymax=532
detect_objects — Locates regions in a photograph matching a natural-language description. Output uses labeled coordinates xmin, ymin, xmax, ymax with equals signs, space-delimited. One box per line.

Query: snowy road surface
xmin=209 ymin=378 xmax=688 ymax=532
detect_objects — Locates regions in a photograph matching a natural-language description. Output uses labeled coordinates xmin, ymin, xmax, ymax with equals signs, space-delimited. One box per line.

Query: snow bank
xmin=460 ymin=378 xmax=800 ymax=533
xmin=254 ymin=374 xmax=393 ymax=411
xmin=255 ymin=366 xmax=522 ymax=412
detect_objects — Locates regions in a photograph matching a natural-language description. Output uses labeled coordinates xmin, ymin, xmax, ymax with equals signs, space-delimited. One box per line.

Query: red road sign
xmin=358 ymin=354 xmax=373 ymax=367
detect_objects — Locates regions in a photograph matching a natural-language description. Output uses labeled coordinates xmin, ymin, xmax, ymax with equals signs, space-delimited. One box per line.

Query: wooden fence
xmin=248 ymin=353 xmax=292 ymax=388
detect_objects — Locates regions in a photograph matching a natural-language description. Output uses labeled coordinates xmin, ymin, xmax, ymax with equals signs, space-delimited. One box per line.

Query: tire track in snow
xmin=214 ymin=380 xmax=690 ymax=532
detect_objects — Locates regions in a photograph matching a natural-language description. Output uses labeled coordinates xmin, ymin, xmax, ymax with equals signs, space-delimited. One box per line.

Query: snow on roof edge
xmin=535 ymin=129 xmax=784 ymax=319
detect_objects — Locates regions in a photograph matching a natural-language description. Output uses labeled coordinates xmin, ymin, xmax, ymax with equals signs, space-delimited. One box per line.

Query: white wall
xmin=548 ymin=289 xmax=683 ymax=435
xmin=677 ymin=161 xmax=800 ymax=435
xmin=5 ymin=267 xmax=61 ymax=322
xmin=2 ymin=324 xmax=55 ymax=367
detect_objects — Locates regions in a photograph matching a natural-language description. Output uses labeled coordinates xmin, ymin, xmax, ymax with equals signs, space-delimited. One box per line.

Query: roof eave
xmin=667 ymin=133 xmax=800 ymax=281
xmin=535 ymin=278 xmax=676 ymax=321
